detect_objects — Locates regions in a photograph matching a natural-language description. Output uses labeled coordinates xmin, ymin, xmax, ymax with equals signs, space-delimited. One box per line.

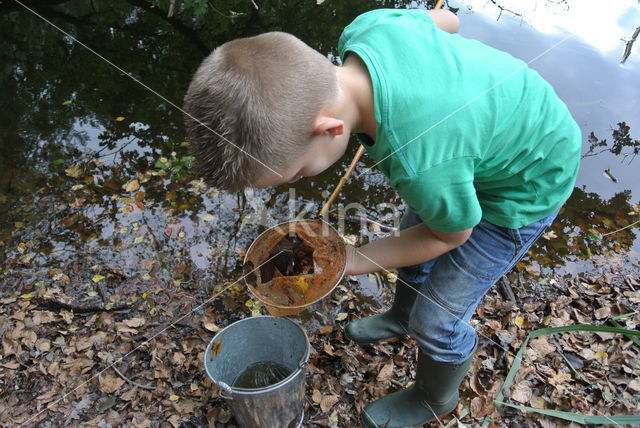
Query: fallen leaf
xmin=323 ymin=342 xmax=334 ymax=356
xmin=210 ymin=340 xmax=222 ymax=357
xmin=594 ymin=306 xmax=611 ymax=319
xmin=594 ymin=350 xmax=608 ymax=360
xmin=92 ymin=274 xmax=105 ymax=283
xmin=169 ymin=394 xmax=180 ymax=401
xmin=36 ymin=338 xmax=51 ymax=352
xmin=115 ymin=116 xmax=125 ymax=121
xmin=320 ymin=394 xmax=339 ymax=413
xmin=335 ymin=312 xmax=348 ymax=322
xmin=1 ymin=361 xmax=20 ymax=369
xmin=96 ymin=395 xmax=116 ymax=412
xmin=203 ymin=321 xmax=220 ymax=332
xmin=125 ymin=179 xmax=140 ymax=192
xmin=549 ymin=371 xmax=572 ymax=386
xmin=312 ymin=388 xmax=322 ymax=404
xmin=317 ymin=326 xmax=333 ymax=335
xmin=99 ymin=375 xmax=125 ymax=393
xmin=514 ymin=316 xmax=524 ymax=328
xmin=377 ymin=360 xmax=394 ymax=381
xmin=511 ymin=381 xmax=533 ymax=403
xmin=124 ymin=317 xmax=145 ymax=328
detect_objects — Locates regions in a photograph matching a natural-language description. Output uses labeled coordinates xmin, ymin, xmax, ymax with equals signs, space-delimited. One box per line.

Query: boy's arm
xmin=426 ymin=9 xmax=460 ymax=34
xmin=345 ymin=223 xmax=472 ymax=276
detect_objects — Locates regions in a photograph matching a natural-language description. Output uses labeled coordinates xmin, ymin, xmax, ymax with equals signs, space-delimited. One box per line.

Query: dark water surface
xmin=1 ymin=0 xmax=639 ymax=306
xmin=232 ymin=361 xmax=292 ymax=389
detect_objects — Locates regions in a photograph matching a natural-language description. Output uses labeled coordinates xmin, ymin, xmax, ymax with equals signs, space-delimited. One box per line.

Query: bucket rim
xmin=204 ymin=315 xmax=310 ymax=395
xmin=243 ymin=219 xmax=346 ymax=310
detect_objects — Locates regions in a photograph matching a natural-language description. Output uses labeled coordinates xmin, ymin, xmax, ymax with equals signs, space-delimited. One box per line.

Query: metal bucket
xmin=204 ymin=316 xmax=310 ymax=428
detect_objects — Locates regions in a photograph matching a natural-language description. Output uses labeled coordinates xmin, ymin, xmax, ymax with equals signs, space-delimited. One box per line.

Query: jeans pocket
xmin=449 ymin=220 xmax=520 ymax=281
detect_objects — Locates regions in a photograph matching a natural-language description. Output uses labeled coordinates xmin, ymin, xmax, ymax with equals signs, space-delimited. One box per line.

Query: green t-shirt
xmin=338 ymin=9 xmax=581 ymax=232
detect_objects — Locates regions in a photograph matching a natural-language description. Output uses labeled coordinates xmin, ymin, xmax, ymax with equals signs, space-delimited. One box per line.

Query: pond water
xmin=1 ymin=0 xmax=639 ymax=310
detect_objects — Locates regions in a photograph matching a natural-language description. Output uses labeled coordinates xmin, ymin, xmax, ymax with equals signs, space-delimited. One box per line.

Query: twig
xmin=498 ymin=277 xmax=516 ymax=302
xmin=320 ymin=145 xmax=365 ymax=216
xmin=601 ymin=218 xmax=640 ymax=237
xmin=107 ymin=354 xmax=155 ymax=390
xmin=621 ymin=26 xmax=640 ymax=65
xmin=33 ymin=296 xmax=129 ymax=313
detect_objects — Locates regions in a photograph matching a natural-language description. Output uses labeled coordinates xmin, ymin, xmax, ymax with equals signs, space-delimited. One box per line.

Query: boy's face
xmin=253 ymin=117 xmax=349 ymax=188
xmin=253 ymin=125 xmax=349 ymax=188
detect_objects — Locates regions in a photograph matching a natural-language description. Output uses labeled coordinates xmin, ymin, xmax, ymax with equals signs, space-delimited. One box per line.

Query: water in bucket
xmin=232 ymin=361 xmax=292 ymax=389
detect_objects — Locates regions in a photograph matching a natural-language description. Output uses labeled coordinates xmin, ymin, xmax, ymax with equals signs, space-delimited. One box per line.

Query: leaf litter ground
xmin=0 ymin=264 xmax=638 ymax=427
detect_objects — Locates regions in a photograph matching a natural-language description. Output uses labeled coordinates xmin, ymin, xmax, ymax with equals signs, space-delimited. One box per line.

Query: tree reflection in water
xmin=0 ymin=0 xmax=638 ymax=305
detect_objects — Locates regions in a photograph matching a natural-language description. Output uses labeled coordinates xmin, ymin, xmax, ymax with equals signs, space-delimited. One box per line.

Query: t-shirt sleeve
xmin=395 ymin=157 xmax=482 ymax=232
xmin=338 ymin=9 xmax=439 ymax=61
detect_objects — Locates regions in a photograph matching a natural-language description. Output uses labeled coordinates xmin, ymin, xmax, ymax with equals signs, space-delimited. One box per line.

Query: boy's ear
xmin=312 ymin=115 xmax=344 ymax=137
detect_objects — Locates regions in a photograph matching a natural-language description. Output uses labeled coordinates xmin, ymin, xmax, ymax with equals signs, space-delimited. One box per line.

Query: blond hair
xmin=183 ymin=32 xmax=338 ymax=191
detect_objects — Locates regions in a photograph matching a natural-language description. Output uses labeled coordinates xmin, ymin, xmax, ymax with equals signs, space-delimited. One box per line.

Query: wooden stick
xmin=319 ymin=0 xmax=445 ymax=217
xmin=320 ymin=145 xmax=365 ymax=216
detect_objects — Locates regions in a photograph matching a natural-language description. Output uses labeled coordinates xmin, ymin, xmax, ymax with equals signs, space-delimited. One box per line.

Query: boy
xmin=184 ymin=8 xmax=581 ymax=428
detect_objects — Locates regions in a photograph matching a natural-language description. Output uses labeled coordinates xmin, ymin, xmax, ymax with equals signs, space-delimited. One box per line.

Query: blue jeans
xmin=398 ymin=209 xmax=557 ymax=363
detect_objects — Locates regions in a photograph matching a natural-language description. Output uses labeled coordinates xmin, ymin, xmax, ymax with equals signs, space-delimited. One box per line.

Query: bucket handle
xmin=215 ymin=381 xmax=234 ymax=400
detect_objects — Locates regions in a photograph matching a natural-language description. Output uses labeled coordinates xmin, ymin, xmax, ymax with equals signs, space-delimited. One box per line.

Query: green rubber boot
xmin=344 ymin=277 xmax=418 ymax=344
xmin=361 ymin=349 xmax=474 ymax=428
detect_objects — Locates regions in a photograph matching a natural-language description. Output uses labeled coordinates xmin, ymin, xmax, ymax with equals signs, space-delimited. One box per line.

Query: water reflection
xmin=1 ymin=0 xmax=639 ymax=306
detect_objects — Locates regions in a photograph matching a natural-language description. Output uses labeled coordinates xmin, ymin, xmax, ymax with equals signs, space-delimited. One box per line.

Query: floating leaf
xmin=52 ymin=159 xmax=65 ymax=165
xmin=14 ymin=222 xmax=25 ymax=228
xmin=125 ymin=179 xmax=140 ymax=192
xmin=115 ymin=116 xmax=125 ymax=122
xmin=134 ymin=236 xmax=144 ymax=244
xmin=20 ymin=292 xmax=35 ymax=300
xmin=92 ymin=274 xmax=105 ymax=283
xmin=62 ymin=99 xmax=73 ymax=105
xmin=65 ymin=165 xmax=83 ymax=178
